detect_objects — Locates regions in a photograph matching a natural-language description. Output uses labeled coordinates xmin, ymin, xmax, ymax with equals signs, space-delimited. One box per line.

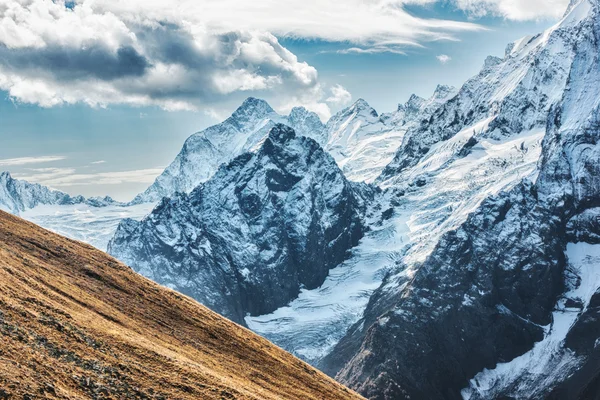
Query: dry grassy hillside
xmin=0 ymin=211 xmax=364 ymax=400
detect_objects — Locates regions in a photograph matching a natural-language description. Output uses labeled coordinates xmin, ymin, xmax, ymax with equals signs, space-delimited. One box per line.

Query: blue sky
xmin=0 ymin=0 xmax=567 ymax=201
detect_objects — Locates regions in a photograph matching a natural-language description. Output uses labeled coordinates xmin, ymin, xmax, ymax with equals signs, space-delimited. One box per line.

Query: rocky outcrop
xmin=109 ymin=124 xmax=367 ymax=324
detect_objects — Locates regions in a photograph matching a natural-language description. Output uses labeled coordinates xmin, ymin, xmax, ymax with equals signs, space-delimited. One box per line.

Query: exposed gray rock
xmin=109 ymin=124 xmax=367 ymax=324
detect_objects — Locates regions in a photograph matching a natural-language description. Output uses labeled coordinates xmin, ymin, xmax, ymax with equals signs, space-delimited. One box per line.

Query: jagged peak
xmin=289 ymin=106 xmax=310 ymax=116
xmin=431 ymin=85 xmax=457 ymax=100
xmin=564 ymin=0 xmax=596 ymax=17
xmin=231 ymin=97 xmax=276 ymax=120
xmin=267 ymin=123 xmax=296 ymax=144
xmin=406 ymin=94 xmax=426 ymax=109
xmin=335 ymin=98 xmax=379 ymax=119
xmin=483 ymin=55 xmax=503 ymax=69
xmin=288 ymin=106 xmax=322 ymax=123
xmin=0 ymin=171 xmax=12 ymax=180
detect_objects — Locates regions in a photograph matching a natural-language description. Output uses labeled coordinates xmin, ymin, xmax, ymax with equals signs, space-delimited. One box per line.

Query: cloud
xmin=90 ymin=160 xmax=106 ymax=164
xmin=0 ymin=0 xmax=324 ymax=112
xmin=0 ymin=155 xmax=66 ymax=166
xmin=326 ymin=85 xmax=352 ymax=107
xmin=0 ymin=0 xmax=569 ymax=116
xmin=14 ymin=167 xmax=164 ymax=187
xmin=451 ymin=0 xmax=570 ymax=20
xmin=335 ymin=47 xmax=407 ymax=55
xmin=0 ymin=0 xmax=489 ymax=116
xmin=436 ymin=54 xmax=452 ymax=64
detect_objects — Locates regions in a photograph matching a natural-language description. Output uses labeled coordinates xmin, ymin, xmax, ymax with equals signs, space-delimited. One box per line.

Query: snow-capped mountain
xmin=317 ymin=1 xmax=600 ymax=399
xmin=0 ymin=171 xmax=117 ymax=214
xmin=323 ymin=86 xmax=457 ymax=183
xmin=131 ymin=98 xmax=325 ymax=204
xmin=109 ymin=124 xmax=372 ymax=324
xmin=101 ymin=0 xmax=600 ymax=398
xmin=0 ymin=171 xmax=152 ymax=251
xmin=379 ymin=3 xmax=578 ymax=184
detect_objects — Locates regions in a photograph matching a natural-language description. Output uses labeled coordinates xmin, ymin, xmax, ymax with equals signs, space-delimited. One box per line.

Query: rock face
xmin=321 ymin=1 xmax=600 ymax=399
xmin=132 ymin=98 xmax=325 ymax=204
xmin=0 ymin=171 xmax=118 ymax=214
xmin=323 ymin=87 xmax=457 ymax=183
xmin=109 ymin=124 xmax=369 ymax=324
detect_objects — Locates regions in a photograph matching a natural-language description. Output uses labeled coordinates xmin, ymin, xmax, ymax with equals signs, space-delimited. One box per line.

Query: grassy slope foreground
xmin=0 ymin=211 xmax=363 ymax=400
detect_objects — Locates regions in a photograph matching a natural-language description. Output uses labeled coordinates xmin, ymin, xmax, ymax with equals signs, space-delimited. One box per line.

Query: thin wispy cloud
xmin=335 ymin=47 xmax=407 ymax=55
xmin=0 ymin=156 xmax=66 ymax=167
xmin=452 ymin=0 xmax=570 ymax=21
xmin=14 ymin=167 xmax=164 ymax=187
xmin=91 ymin=160 xmax=106 ymax=164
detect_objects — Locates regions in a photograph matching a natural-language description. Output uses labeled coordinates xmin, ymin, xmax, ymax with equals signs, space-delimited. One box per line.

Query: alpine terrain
xmin=132 ymin=98 xmax=325 ymax=204
xmin=0 ymin=171 xmax=153 ymax=251
xmin=5 ymin=0 xmax=600 ymax=399
xmin=0 ymin=210 xmax=363 ymax=400
xmin=109 ymin=124 xmax=372 ymax=324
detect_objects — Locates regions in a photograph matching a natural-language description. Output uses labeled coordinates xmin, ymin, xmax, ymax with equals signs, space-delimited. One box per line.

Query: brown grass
xmin=0 ymin=211 xmax=364 ymax=400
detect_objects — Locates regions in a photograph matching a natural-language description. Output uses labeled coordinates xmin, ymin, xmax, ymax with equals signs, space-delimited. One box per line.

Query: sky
xmin=0 ymin=0 xmax=571 ymax=201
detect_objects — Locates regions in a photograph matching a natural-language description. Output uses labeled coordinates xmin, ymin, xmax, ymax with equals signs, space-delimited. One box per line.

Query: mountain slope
xmin=0 ymin=210 xmax=363 ymax=400
xmin=0 ymin=171 xmax=118 ymax=214
xmin=109 ymin=124 xmax=370 ymax=324
xmin=323 ymin=86 xmax=457 ymax=183
xmin=379 ymin=1 xmax=580 ymax=185
xmin=132 ymin=98 xmax=325 ymax=204
xmin=320 ymin=1 xmax=600 ymax=398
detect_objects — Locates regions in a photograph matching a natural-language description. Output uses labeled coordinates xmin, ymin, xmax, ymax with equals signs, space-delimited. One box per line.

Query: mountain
xmin=317 ymin=1 xmax=600 ymax=398
xmin=323 ymin=86 xmax=457 ymax=183
xmin=0 ymin=171 xmax=118 ymax=214
xmin=0 ymin=210 xmax=363 ymax=400
xmin=132 ymin=98 xmax=325 ymax=204
xmin=0 ymin=171 xmax=145 ymax=251
xmin=379 ymin=3 xmax=579 ymax=184
xmin=93 ymin=1 xmax=600 ymax=398
xmin=109 ymin=124 xmax=373 ymax=324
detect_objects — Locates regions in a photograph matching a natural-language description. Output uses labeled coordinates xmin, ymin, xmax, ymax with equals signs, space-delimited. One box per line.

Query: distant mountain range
xmin=0 ymin=171 xmax=119 ymax=215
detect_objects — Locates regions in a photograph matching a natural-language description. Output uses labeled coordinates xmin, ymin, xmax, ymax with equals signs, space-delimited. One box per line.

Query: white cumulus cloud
xmin=0 ymin=0 xmax=570 ymax=117
xmin=436 ymin=54 xmax=452 ymax=64
xmin=326 ymin=85 xmax=353 ymax=107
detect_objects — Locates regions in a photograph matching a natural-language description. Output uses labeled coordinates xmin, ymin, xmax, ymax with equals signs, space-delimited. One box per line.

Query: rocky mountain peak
xmin=405 ymin=94 xmax=426 ymax=110
xmin=231 ymin=97 xmax=276 ymax=121
xmin=432 ymin=84 xmax=456 ymax=100
xmin=266 ymin=123 xmax=296 ymax=145
xmin=288 ymin=106 xmax=311 ymax=119
xmin=109 ymin=124 xmax=367 ymax=323
xmin=351 ymin=98 xmax=378 ymax=117
xmin=287 ymin=106 xmax=326 ymax=144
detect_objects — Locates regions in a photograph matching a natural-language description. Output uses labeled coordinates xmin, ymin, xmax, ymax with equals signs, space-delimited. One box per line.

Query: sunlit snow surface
xmin=247 ymin=124 xmax=545 ymax=364
xmin=462 ymin=243 xmax=600 ymax=399
xmin=21 ymin=203 xmax=155 ymax=251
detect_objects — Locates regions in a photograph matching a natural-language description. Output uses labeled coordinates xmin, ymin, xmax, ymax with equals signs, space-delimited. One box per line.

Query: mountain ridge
xmin=0 ymin=171 xmax=120 ymax=215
